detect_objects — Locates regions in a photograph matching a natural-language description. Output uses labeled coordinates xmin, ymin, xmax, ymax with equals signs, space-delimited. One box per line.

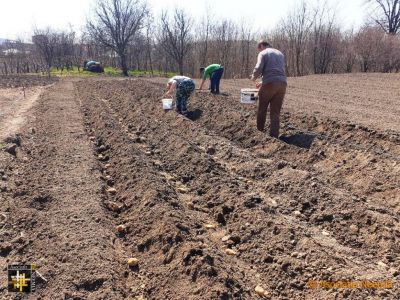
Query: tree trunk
xmin=148 ymin=49 xmax=153 ymax=75
xmin=178 ymin=59 xmax=184 ymax=75
xmin=296 ymin=48 xmax=301 ymax=76
xmin=120 ymin=53 xmax=129 ymax=76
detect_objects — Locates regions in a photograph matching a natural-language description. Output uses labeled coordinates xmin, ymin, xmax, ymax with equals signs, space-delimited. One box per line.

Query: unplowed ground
xmin=0 ymin=74 xmax=399 ymax=299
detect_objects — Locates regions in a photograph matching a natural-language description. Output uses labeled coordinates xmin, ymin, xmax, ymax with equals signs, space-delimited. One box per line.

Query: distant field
xmin=0 ymin=74 xmax=58 ymax=88
xmin=47 ymin=66 xmax=177 ymax=77
xmin=149 ymin=73 xmax=400 ymax=132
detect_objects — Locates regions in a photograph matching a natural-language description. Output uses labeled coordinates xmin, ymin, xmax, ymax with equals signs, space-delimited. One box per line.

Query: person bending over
xmin=199 ymin=64 xmax=224 ymax=94
xmin=163 ymin=75 xmax=195 ymax=116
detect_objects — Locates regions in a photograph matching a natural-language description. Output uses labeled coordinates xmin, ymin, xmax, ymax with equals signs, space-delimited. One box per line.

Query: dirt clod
xmin=107 ymin=201 xmax=123 ymax=212
xmin=225 ymin=249 xmax=237 ymax=256
xmin=255 ymin=285 xmax=267 ymax=297
xmin=349 ymin=224 xmax=359 ymax=233
xmin=128 ymin=258 xmax=139 ymax=267
xmin=204 ymin=224 xmax=216 ymax=229
xmin=177 ymin=187 xmax=189 ymax=194
xmin=5 ymin=144 xmax=17 ymax=156
xmin=0 ymin=242 xmax=12 ymax=256
xmin=106 ymin=188 xmax=117 ymax=195
xmin=222 ymin=235 xmax=231 ymax=242
xmin=116 ymin=225 xmax=126 ymax=233
xmin=206 ymin=146 xmax=216 ymax=155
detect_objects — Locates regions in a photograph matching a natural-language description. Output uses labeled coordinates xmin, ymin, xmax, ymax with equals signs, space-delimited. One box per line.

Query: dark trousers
xmin=257 ymin=82 xmax=287 ymax=138
xmin=176 ymin=79 xmax=195 ymax=113
xmin=210 ymin=67 xmax=224 ymax=94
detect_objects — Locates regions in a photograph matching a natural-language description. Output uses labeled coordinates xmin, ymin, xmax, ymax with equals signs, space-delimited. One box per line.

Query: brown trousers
xmin=257 ymin=81 xmax=287 ymax=138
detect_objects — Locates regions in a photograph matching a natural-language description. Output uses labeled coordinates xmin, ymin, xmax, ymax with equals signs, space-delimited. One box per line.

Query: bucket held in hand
xmin=241 ymin=89 xmax=258 ymax=104
xmin=162 ymin=98 xmax=173 ymax=110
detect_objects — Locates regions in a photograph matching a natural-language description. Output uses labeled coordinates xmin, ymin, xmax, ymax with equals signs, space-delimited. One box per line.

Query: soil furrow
xmin=1 ymin=74 xmax=398 ymax=299
xmin=75 ymin=78 xmax=399 ymax=299
xmin=1 ymin=80 xmax=126 ymax=299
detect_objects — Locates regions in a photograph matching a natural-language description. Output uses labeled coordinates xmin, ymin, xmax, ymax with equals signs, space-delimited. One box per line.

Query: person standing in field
xmin=163 ymin=75 xmax=195 ymax=116
xmin=198 ymin=64 xmax=224 ymax=94
xmin=251 ymin=40 xmax=287 ymax=138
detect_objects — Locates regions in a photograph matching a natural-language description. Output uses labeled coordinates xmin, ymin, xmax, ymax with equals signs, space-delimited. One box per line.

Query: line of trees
xmin=1 ymin=0 xmax=399 ymax=77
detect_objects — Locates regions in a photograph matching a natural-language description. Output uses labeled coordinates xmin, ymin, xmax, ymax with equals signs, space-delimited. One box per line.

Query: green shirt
xmin=202 ymin=64 xmax=221 ymax=80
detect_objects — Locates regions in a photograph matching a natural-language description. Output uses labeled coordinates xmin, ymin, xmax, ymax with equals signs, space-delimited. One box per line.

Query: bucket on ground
xmin=241 ymin=89 xmax=259 ymax=104
xmin=162 ymin=98 xmax=173 ymax=110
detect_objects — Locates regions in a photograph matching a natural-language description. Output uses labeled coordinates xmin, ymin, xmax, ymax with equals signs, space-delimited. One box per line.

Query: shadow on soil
xmin=280 ymin=132 xmax=317 ymax=149
xmin=187 ymin=109 xmax=203 ymax=121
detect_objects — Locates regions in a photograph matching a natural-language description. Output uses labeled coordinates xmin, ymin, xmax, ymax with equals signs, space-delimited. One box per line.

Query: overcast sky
xmin=0 ymin=0 xmax=367 ymax=40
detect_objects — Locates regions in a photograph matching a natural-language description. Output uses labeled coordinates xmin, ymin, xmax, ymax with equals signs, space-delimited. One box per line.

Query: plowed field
xmin=0 ymin=74 xmax=399 ymax=299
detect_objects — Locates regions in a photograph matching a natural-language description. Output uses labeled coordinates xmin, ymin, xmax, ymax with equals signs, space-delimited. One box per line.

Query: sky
xmin=0 ymin=0 xmax=367 ymax=41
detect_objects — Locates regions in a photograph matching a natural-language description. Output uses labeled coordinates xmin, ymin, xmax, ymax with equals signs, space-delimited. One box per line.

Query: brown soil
xmin=0 ymin=75 xmax=58 ymax=89
xmin=150 ymin=73 xmax=400 ymax=132
xmin=0 ymin=74 xmax=399 ymax=299
xmin=0 ymin=87 xmax=43 ymax=139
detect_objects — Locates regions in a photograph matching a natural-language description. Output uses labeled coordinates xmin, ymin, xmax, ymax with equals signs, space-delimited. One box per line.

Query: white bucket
xmin=241 ymin=88 xmax=259 ymax=104
xmin=162 ymin=98 xmax=173 ymax=110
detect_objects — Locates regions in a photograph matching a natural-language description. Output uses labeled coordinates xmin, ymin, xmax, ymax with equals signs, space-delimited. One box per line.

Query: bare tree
xmin=4 ymin=1 xmax=400 ymax=78
xmin=281 ymin=1 xmax=315 ymax=76
xmin=127 ymin=33 xmax=144 ymax=70
xmin=311 ymin=2 xmax=339 ymax=74
xmin=159 ymin=8 xmax=193 ymax=75
xmin=73 ymin=34 xmax=87 ymax=73
xmin=341 ymin=29 xmax=357 ymax=73
xmin=239 ymin=20 xmax=254 ymax=78
xmin=198 ymin=10 xmax=213 ymax=68
xmin=376 ymin=31 xmax=400 ymax=71
xmin=54 ymin=31 xmax=75 ymax=74
xmin=32 ymin=28 xmax=60 ymax=76
xmin=354 ymin=26 xmax=384 ymax=72
xmin=268 ymin=32 xmax=286 ymax=75
xmin=367 ymin=0 xmax=400 ymax=34
xmin=213 ymin=19 xmax=238 ymax=75
xmin=144 ymin=16 xmax=154 ymax=74
xmin=87 ymin=0 xmax=148 ymax=76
